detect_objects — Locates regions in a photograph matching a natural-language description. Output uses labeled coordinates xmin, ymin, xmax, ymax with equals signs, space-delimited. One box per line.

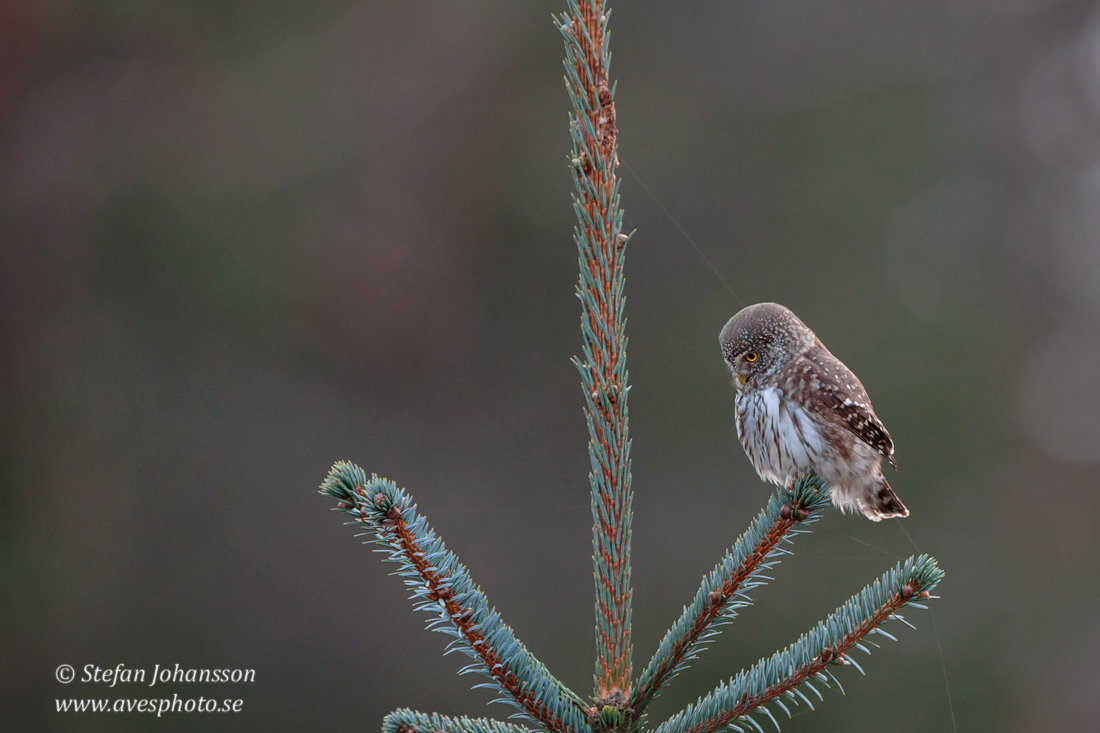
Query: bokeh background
xmin=4 ymin=1 xmax=1100 ymax=731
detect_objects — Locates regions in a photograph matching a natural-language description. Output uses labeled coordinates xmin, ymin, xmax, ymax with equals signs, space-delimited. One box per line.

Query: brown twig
xmin=631 ymin=496 xmax=815 ymax=710
xmin=358 ymin=485 xmax=581 ymax=733
xmin=563 ymin=0 xmax=630 ymax=698
xmin=654 ymin=576 xmax=935 ymax=733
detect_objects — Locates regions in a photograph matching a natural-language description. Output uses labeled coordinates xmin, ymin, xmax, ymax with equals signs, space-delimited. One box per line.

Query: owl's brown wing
xmin=791 ymin=348 xmax=897 ymax=469
xmin=823 ymin=389 xmax=897 ymax=468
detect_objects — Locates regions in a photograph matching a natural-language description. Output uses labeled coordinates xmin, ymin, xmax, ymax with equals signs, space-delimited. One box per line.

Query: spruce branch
xmin=382 ymin=709 xmax=536 ymax=733
xmin=320 ymin=462 xmax=588 ymax=733
xmin=556 ymin=0 xmax=633 ymax=699
xmin=651 ymin=555 xmax=946 ymax=733
xmin=631 ymin=475 xmax=830 ymax=710
xmin=317 ymin=3 xmax=947 ymax=730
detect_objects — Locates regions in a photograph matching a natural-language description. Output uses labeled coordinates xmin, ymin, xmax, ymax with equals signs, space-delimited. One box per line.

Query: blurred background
xmin=3 ymin=1 xmax=1099 ymax=730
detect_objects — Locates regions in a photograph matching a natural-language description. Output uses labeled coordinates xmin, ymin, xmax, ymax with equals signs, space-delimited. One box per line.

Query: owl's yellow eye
xmin=745 ymin=352 xmax=758 ymax=362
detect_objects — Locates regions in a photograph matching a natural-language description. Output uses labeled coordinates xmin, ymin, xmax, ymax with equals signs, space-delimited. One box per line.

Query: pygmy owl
xmin=719 ymin=303 xmax=908 ymax=521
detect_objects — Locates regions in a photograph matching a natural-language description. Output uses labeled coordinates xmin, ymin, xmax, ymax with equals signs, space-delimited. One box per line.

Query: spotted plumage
xmin=719 ymin=303 xmax=908 ymax=521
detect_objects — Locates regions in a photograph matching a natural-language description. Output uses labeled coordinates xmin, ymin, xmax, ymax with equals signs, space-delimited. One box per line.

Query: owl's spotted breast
xmin=735 ymin=387 xmax=829 ymax=486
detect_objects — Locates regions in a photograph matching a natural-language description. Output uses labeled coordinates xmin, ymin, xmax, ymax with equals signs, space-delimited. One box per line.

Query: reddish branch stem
xmin=680 ymin=585 xmax=925 ymax=733
xmin=632 ymin=510 xmax=806 ymax=708
xmin=567 ymin=0 xmax=629 ymax=697
xmin=362 ymin=486 xmax=577 ymax=733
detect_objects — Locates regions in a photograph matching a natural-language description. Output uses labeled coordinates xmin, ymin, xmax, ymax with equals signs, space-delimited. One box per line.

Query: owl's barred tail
xmin=861 ymin=478 xmax=909 ymax=522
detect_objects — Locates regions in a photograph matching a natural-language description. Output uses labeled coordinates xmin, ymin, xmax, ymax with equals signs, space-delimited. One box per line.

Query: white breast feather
xmin=736 ymin=386 xmax=828 ymax=486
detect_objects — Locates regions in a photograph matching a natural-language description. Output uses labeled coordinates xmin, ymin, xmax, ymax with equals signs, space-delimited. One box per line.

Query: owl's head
xmin=719 ymin=302 xmax=814 ymax=389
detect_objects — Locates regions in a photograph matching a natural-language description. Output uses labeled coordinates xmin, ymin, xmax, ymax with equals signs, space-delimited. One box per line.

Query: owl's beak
xmin=736 ymin=374 xmax=747 ymax=385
